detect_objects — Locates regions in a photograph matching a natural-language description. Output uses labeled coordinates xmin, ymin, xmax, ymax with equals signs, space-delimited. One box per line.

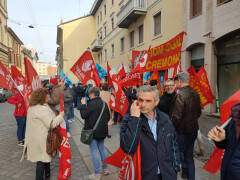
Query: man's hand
xmin=130 ymin=100 xmax=140 ymax=117
xmin=17 ymin=103 xmax=22 ymax=108
xmin=208 ymin=126 xmax=226 ymax=142
xmin=81 ymin=97 xmax=86 ymax=105
xmin=60 ymin=111 xmax=65 ymax=117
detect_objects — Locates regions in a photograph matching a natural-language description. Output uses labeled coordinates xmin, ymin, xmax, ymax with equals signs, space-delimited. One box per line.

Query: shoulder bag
xmin=46 ymin=121 xmax=63 ymax=157
xmin=80 ymin=102 xmax=105 ymax=145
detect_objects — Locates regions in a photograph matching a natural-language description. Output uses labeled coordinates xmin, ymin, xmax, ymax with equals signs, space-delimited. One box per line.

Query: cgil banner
xmin=144 ymin=32 xmax=185 ymax=72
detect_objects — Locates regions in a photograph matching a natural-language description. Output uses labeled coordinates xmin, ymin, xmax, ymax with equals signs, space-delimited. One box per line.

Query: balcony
xmin=117 ymin=0 xmax=147 ymax=28
xmin=91 ymin=39 xmax=103 ymax=52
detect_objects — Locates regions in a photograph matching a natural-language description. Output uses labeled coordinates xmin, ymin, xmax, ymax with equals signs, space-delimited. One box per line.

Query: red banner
xmin=144 ymin=32 xmax=185 ymax=72
xmin=70 ymin=50 xmax=95 ymax=85
xmin=104 ymin=144 xmax=141 ymax=180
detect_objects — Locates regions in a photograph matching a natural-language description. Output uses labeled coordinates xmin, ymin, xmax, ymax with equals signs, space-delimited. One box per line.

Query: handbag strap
xmin=92 ymin=102 xmax=106 ymax=131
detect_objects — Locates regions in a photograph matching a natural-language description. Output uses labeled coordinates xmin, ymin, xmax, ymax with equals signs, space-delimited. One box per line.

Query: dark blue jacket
xmin=120 ymin=108 xmax=180 ymax=180
xmin=216 ymin=119 xmax=240 ymax=180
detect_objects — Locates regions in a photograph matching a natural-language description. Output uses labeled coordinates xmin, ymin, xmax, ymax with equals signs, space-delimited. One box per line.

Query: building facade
xmin=90 ymin=0 xmax=184 ymax=73
xmin=7 ymin=27 xmax=24 ymax=73
xmin=56 ymin=16 xmax=97 ymax=82
xmin=0 ymin=0 xmax=8 ymax=67
xmin=58 ymin=0 xmax=184 ymax=81
xmin=182 ymin=0 xmax=240 ymax=112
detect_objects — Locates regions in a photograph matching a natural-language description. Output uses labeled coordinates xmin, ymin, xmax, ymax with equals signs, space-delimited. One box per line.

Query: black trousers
xmin=158 ymin=174 xmax=162 ymax=180
xmin=36 ymin=161 xmax=50 ymax=180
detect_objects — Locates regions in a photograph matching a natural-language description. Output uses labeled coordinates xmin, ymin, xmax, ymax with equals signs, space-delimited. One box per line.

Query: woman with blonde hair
xmin=21 ymin=88 xmax=64 ymax=180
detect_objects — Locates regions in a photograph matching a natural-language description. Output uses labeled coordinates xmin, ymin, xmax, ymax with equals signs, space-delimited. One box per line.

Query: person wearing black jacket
xmin=75 ymin=82 xmax=85 ymax=107
xmin=208 ymin=103 xmax=240 ymax=180
xmin=157 ymin=79 xmax=176 ymax=116
xmin=120 ymin=85 xmax=180 ymax=180
xmin=78 ymin=87 xmax=110 ymax=180
xmin=172 ymin=72 xmax=201 ymax=180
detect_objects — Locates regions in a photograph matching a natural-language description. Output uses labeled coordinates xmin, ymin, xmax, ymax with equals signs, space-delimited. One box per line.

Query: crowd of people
xmin=6 ymin=71 xmax=240 ymax=180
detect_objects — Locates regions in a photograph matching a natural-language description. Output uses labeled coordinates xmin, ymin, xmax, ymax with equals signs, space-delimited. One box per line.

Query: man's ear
xmin=155 ymin=99 xmax=160 ymax=106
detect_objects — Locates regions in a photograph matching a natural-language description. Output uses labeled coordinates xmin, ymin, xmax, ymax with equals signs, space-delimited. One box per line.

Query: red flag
xmin=108 ymin=63 xmax=129 ymax=116
xmin=91 ymin=66 xmax=101 ymax=87
xmin=196 ymin=66 xmax=215 ymax=105
xmin=104 ymin=143 xmax=141 ymax=180
xmin=117 ymin=64 xmax=126 ymax=80
xmin=161 ymin=70 xmax=168 ymax=95
xmin=107 ymin=62 xmax=113 ymax=87
xmin=58 ymin=77 xmax=72 ymax=180
xmin=58 ymin=125 xmax=72 ymax=180
xmin=0 ymin=61 xmax=15 ymax=90
xmin=172 ymin=63 xmax=182 ymax=79
xmin=70 ymin=49 xmax=95 ymax=86
xmin=204 ymin=90 xmax=240 ymax=173
xmin=24 ymin=57 xmax=42 ymax=92
xmin=120 ymin=52 xmax=148 ymax=87
xmin=11 ymin=65 xmax=27 ymax=95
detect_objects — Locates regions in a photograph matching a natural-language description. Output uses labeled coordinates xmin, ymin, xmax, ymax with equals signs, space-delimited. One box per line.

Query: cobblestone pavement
xmin=0 ymin=102 xmax=90 ymax=180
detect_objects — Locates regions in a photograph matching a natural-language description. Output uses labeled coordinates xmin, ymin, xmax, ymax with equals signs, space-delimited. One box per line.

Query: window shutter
xmin=154 ymin=12 xmax=161 ymax=36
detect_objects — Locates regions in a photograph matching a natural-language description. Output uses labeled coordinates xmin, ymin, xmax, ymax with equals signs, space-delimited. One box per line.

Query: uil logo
xmin=119 ymin=155 xmax=135 ymax=180
xmin=0 ymin=68 xmax=4 ymax=76
xmin=32 ymin=76 xmax=41 ymax=90
xmin=82 ymin=60 xmax=93 ymax=72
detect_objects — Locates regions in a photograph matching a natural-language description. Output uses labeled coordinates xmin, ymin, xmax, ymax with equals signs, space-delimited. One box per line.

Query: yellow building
xmin=56 ymin=16 xmax=97 ymax=83
xmin=57 ymin=0 xmax=184 ymax=82
xmin=0 ymin=0 xmax=8 ymax=68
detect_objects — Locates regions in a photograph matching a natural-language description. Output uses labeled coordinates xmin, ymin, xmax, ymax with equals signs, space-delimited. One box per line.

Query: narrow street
xmin=0 ymin=102 xmax=90 ymax=180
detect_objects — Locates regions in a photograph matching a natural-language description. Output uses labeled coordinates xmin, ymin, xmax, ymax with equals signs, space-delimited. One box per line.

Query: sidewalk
xmin=72 ymin=108 xmax=220 ymax=180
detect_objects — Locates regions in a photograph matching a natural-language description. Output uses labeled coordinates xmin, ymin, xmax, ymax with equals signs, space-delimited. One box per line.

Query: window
xmin=112 ymin=0 xmax=114 ymax=6
xmin=104 ymin=4 xmax=106 ymax=15
xmin=100 ymin=11 xmax=102 ymax=23
xmin=111 ymin=44 xmax=114 ymax=57
xmin=138 ymin=24 xmax=144 ymax=44
xmin=104 ymin=49 xmax=107 ymax=61
xmin=99 ymin=31 xmax=102 ymax=40
xmin=190 ymin=0 xmax=202 ymax=18
xmin=111 ymin=17 xmax=114 ymax=30
xmin=130 ymin=31 xmax=134 ymax=48
xmin=217 ymin=0 xmax=232 ymax=5
xmin=98 ymin=52 xmax=102 ymax=64
xmin=153 ymin=11 xmax=161 ymax=37
xmin=104 ymin=26 xmax=107 ymax=38
xmin=98 ymin=15 xmax=100 ymax=24
xmin=120 ymin=37 xmax=125 ymax=52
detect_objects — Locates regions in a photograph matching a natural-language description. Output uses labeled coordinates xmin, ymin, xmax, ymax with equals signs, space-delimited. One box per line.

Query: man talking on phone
xmin=120 ymin=85 xmax=180 ymax=180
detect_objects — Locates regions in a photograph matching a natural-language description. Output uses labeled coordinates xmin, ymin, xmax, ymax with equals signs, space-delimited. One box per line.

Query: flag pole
xmin=9 ymin=75 xmax=24 ymax=97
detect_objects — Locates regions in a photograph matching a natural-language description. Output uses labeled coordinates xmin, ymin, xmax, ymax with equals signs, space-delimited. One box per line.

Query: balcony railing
xmin=117 ymin=0 xmax=147 ymax=28
xmin=91 ymin=39 xmax=103 ymax=52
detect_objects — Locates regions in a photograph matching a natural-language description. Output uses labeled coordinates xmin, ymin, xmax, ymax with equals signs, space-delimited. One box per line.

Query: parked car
xmin=0 ymin=88 xmax=12 ymax=102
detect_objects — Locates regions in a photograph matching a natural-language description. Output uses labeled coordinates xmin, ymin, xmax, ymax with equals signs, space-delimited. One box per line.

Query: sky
xmin=7 ymin=0 xmax=95 ymax=63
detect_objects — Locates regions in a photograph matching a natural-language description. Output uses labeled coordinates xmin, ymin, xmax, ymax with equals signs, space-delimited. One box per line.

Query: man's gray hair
xmin=88 ymin=87 xmax=100 ymax=97
xmin=137 ymin=85 xmax=159 ymax=101
xmin=165 ymin=79 xmax=174 ymax=84
xmin=174 ymin=72 xmax=189 ymax=83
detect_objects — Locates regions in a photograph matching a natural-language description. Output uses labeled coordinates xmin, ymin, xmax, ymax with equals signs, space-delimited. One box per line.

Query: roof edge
xmin=58 ymin=14 xmax=92 ymax=26
xmin=90 ymin=0 xmax=103 ymax=15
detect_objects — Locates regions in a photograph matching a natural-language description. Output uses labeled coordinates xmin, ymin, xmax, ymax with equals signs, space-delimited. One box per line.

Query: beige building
xmin=35 ymin=62 xmax=48 ymax=76
xmin=56 ymin=16 xmax=97 ymax=82
xmin=57 ymin=0 xmax=184 ymax=82
xmin=7 ymin=27 xmax=24 ymax=73
xmin=181 ymin=0 xmax=240 ymax=112
xmin=0 ymin=0 xmax=8 ymax=68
